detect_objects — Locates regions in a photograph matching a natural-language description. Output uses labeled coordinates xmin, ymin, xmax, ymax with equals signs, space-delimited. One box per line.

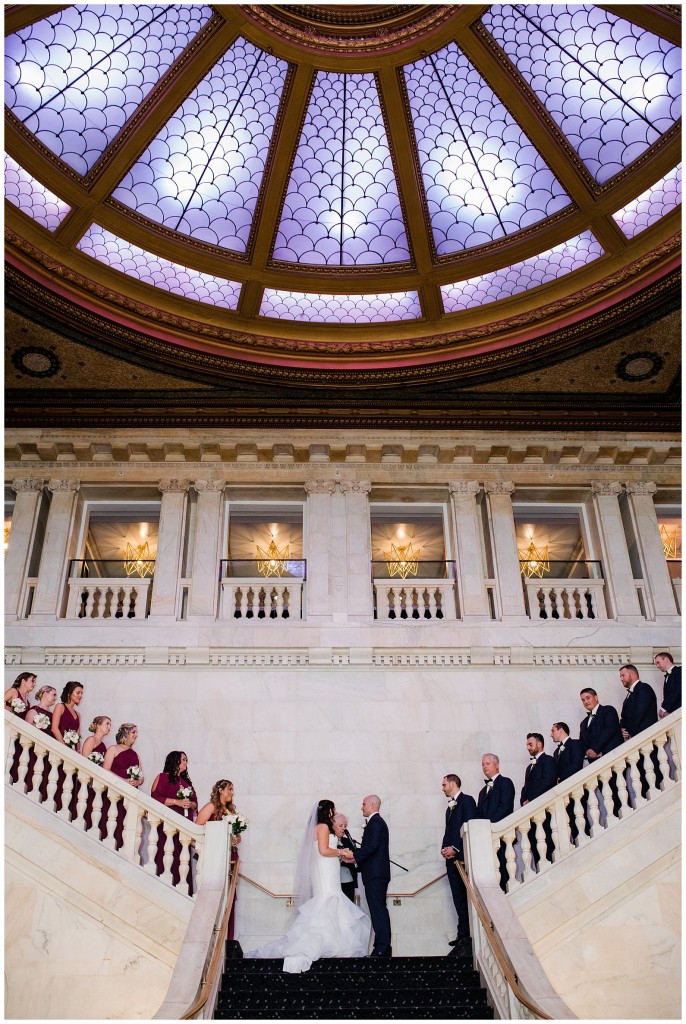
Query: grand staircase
xmin=215 ymin=948 xmax=494 ymax=1019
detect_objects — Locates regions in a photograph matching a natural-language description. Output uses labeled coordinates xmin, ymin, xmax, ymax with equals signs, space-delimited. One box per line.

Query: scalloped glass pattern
xmin=4 ymin=154 xmax=71 ymax=230
xmin=404 ymin=41 xmax=570 ymax=255
xmin=272 ymin=72 xmax=410 ymax=265
xmin=112 ymin=37 xmax=288 ymax=253
xmin=77 ymin=225 xmax=241 ymax=308
xmin=481 ymin=5 xmax=681 ymax=184
xmin=441 ymin=230 xmax=604 ymax=312
xmin=259 ymin=289 xmax=421 ymax=322
xmin=4 ymin=5 xmax=213 ymax=176
xmin=612 ymin=165 xmax=682 ymax=238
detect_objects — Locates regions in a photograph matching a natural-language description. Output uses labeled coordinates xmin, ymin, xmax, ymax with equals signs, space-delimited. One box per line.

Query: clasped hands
xmin=338 ymin=848 xmax=355 ymax=863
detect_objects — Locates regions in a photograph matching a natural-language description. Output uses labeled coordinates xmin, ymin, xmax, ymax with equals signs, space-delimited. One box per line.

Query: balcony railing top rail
xmin=519 ymin=559 xmax=603 ymax=580
xmin=220 ymin=558 xmax=306 ymax=580
xmin=69 ymin=558 xmax=155 ymax=579
xmin=371 ymin=559 xmax=456 ymax=581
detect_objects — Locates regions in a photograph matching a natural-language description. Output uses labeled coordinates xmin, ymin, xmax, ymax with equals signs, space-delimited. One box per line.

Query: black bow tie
xmin=529 ymin=755 xmax=537 ymax=762
xmin=558 ymin=743 xmax=565 ymax=750
xmin=483 ymin=778 xmax=492 ymax=785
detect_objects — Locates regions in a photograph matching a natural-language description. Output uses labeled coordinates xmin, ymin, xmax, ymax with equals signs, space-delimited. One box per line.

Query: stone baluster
xmin=30 ymin=479 xmax=80 ymax=620
xmin=655 ymin=736 xmax=674 ymax=789
xmin=73 ymin=769 xmax=89 ymax=828
xmin=586 ymin=782 xmax=602 ymax=836
xmin=385 ymin=587 xmax=396 ymax=618
xmin=518 ymin=826 xmax=535 ymax=882
xmin=598 ymin=767 xmax=619 ymax=828
xmin=89 ymin=779 xmax=105 ymax=838
xmin=145 ymin=812 xmax=162 ymax=874
xmin=6 ymin=478 xmax=44 ymax=620
xmin=275 ymin=586 xmax=285 ymax=618
xmin=179 ymin=834 xmax=193 ymax=892
xmin=17 ymin=735 xmax=32 ymax=792
xmin=502 ymin=829 xmax=517 ymax=891
xmin=135 ymin=805 xmax=146 ymax=865
xmin=591 ymin=482 xmax=642 ymax=620
xmin=542 ymin=587 xmax=554 ymax=619
xmin=239 ymin=587 xmax=249 ymax=618
xmin=58 ymin=766 xmax=75 ymax=822
xmin=27 ymin=743 xmax=47 ymax=802
xmin=5 ymin=723 xmax=19 ymax=784
xmin=613 ymin=763 xmax=631 ymax=817
xmin=44 ymin=752 xmax=60 ymax=812
xmin=84 ymin=587 xmax=96 ymax=619
xmin=484 ymin=482 xmax=527 ymax=620
xmin=532 ymin=809 xmax=551 ymax=871
xmin=626 ymin=750 xmax=646 ymax=808
xmin=449 ymin=481 xmax=489 ymax=620
xmin=639 ymin=742 xmax=657 ymax=795
xmin=188 ymin=480 xmax=225 ymax=618
xmin=120 ymin=796 xmax=139 ymax=859
xmin=551 ymin=798 xmax=571 ymax=858
xmin=102 ymin=790 xmax=120 ymax=850
xmin=160 ymin=822 xmax=175 ymax=884
xmin=428 ymin=587 xmax=438 ymax=619
xmin=150 ymin=480 xmax=189 ymax=618
xmin=571 ymin=785 xmax=589 ymax=845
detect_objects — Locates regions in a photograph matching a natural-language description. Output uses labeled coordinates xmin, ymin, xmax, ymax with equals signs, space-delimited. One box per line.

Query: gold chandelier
xmin=384 ymin=541 xmax=420 ymax=579
xmin=660 ymin=524 xmax=678 ymax=559
xmin=4 ymin=524 xmax=10 ymax=554
xmin=519 ymin=540 xmax=550 ymax=578
xmin=256 ymin=537 xmax=290 ymax=577
xmin=124 ymin=541 xmax=154 ymax=578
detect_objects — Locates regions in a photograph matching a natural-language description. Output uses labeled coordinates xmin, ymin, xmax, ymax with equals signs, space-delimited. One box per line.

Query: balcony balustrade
xmin=66 ymin=560 xmax=154 ymax=620
xmin=667 ymin=560 xmax=681 ymax=613
xmin=219 ymin=559 xmax=306 ymax=621
xmin=372 ymin=561 xmax=458 ymax=620
xmin=520 ymin=560 xmax=606 ymax=621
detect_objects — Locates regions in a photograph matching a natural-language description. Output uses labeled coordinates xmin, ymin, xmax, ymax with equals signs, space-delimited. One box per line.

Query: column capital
xmin=338 ymin=480 xmax=371 ymax=495
xmin=304 ymin=480 xmax=336 ymax=495
xmin=591 ymin=481 xmax=622 ymax=496
xmin=625 ymin=482 xmax=657 ymax=495
xmin=12 ymin=478 xmax=44 ymax=493
xmin=194 ymin=479 xmax=225 ymax=493
xmin=449 ymin=481 xmax=481 ymax=496
xmin=483 ymin=480 xmax=515 ymax=495
xmin=158 ymin=479 xmax=190 ymax=494
xmin=47 ymin=479 xmax=79 ymax=493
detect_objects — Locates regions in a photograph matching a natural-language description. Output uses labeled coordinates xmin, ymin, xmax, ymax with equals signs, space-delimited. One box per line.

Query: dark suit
xmin=442 ymin=792 xmax=477 ymax=938
xmin=661 ymin=666 xmax=681 ymax=715
xmin=579 ymin=704 xmax=622 ymax=761
xmin=355 ymin=813 xmax=391 ymax=954
xmin=620 ymin=681 xmax=658 ymax=737
xmin=338 ymin=833 xmax=358 ymax=902
xmin=477 ymin=775 xmax=515 ymax=891
xmin=520 ymin=753 xmax=556 ymax=864
xmin=554 ymin=737 xmax=584 ymax=783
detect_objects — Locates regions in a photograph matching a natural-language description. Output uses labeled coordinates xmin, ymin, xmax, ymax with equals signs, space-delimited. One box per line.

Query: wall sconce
xmin=256 ymin=536 xmax=289 ymax=577
xmin=384 ymin=541 xmax=420 ymax=579
xmin=519 ymin=540 xmax=550 ymax=578
xmin=124 ymin=541 xmax=154 ymax=578
xmin=660 ymin=525 xmax=678 ymax=559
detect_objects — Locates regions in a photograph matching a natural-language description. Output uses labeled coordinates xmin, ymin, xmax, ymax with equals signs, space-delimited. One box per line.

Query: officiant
xmin=333 ymin=812 xmax=357 ymax=902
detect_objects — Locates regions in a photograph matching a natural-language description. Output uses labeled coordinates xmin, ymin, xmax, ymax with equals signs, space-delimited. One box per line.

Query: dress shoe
xmin=448 ymin=937 xmax=472 ymax=956
xmin=448 ymin=936 xmax=460 ymax=946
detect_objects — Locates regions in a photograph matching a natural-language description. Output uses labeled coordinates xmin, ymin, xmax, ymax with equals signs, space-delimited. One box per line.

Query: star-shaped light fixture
xmin=385 ymin=541 xmax=420 ymax=579
xmin=660 ymin=524 xmax=678 ymax=559
xmin=256 ymin=537 xmax=290 ymax=577
xmin=519 ymin=540 xmax=550 ymax=579
xmin=124 ymin=540 xmax=154 ymax=578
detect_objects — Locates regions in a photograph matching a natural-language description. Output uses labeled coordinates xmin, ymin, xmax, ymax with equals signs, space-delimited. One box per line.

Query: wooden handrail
xmin=454 ymin=858 xmax=551 ymax=1020
xmin=180 ymin=856 xmax=240 ymax=1020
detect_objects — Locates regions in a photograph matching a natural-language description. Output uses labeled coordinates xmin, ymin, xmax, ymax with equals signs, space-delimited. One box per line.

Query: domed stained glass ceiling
xmin=4 ymin=3 xmax=681 ymax=373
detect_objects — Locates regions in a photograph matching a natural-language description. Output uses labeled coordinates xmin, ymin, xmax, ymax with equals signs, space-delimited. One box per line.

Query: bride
xmin=246 ymin=799 xmax=371 ymax=972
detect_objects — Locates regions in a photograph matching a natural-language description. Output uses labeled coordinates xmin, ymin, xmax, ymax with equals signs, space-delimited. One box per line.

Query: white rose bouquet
xmin=126 ymin=764 xmax=142 ymax=783
xmin=33 ymin=713 xmax=51 ymax=731
xmin=63 ymin=729 xmax=80 ymax=749
xmin=177 ymin=785 xmax=193 ymax=817
xmin=224 ymin=811 xmax=249 ymax=836
xmin=88 ymin=750 xmax=105 ymax=766
xmin=10 ymin=698 xmax=26 ymax=715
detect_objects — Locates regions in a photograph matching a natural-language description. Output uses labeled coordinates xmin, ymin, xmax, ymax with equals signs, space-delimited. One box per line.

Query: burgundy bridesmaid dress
xmin=54 ymin=704 xmax=81 ymax=816
xmin=108 ymin=747 xmax=141 ymax=849
xmin=152 ymin=771 xmax=197 ymax=893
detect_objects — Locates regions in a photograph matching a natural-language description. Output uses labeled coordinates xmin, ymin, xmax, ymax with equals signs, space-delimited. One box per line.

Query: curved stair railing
xmin=5 ymin=710 xmax=205 ymax=894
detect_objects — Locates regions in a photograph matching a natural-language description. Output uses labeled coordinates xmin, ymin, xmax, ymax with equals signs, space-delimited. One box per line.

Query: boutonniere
xmin=448 ymin=799 xmax=457 ymax=809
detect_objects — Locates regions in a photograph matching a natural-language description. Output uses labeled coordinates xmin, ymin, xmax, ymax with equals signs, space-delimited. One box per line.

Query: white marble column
xmin=484 ymin=481 xmax=527 ymax=620
xmin=30 ymin=479 xmax=80 ymax=619
xmin=449 ymin=481 xmax=490 ymax=620
xmin=5 ymin=478 xmax=44 ymax=620
xmin=188 ymin=480 xmax=225 ymax=618
xmin=591 ymin=482 xmax=642 ymax=620
xmin=339 ymin=481 xmax=373 ymax=620
xmin=625 ymin=482 xmax=679 ymax=618
xmin=304 ymin=481 xmax=336 ymax=621
xmin=150 ymin=480 xmax=189 ymax=619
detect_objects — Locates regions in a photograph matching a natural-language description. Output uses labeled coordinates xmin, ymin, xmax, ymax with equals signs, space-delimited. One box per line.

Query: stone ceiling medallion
xmin=11 ymin=346 xmax=61 ymax=378
xmin=615 ymin=352 xmax=664 ymax=382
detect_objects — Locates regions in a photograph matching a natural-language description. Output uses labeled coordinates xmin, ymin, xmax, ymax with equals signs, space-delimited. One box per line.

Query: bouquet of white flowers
xmin=177 ymin=785 xmax=193 ymax=817
xmin=10 ymin=698 xmax=26 ymax=715
xmin=127 ymin=764 xmax=142 ymax=782
xmin=224 ymin=811 xmax=249 ymax=836
xmin=33 ymin=713 xmax=51 ymax=731
xmin=63 ymin=729 xmax=80 ymax=749
xmin=88 ymin=751 xmax=105 ymax=766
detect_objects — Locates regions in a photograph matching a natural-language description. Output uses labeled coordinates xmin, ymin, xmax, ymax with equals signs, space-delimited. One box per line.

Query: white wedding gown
xmin=246 ymin=833 xmax=371 ymax=972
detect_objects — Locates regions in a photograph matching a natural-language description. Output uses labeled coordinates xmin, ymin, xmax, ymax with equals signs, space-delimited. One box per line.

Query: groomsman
xmin=441 ymin=774 xmax=477 ymax=955
xmin=477 ymin=754 xmax=515 ymax=891
xmin=655 ymin=652 xmax=681 ymax=718
xmin=618 ymin=665 xmax=658 ymax=740
xmin=550 ymin=723 xmax=584 ymax=783
xmin=520 ymin=733 xmax=556 ymax=864
xmin=578 ymin=688 xmax=622 ymax=763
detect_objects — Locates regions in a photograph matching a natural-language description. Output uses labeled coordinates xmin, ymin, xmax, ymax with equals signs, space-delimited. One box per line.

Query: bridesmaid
xmin=82 ymin=716 xmax=112 ymax=836
xmin=51 ymin=681 xmax=84 ymax=816
xmin=197 ymin=779 xmax=241 ymax=939
xmin=5 ymin=671 xmax=37 ymax=719
xmin=103 ymin=723 xmax=144 ymax=848
xmin=24 ymin=686 xmax=58 ymax=795
xmin=152 ymin=750 xmax=198 ymax=891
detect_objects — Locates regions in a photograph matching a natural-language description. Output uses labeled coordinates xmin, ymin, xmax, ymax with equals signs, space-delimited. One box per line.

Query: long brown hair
xmin=209 ymin=779 xmax=235 ymax=820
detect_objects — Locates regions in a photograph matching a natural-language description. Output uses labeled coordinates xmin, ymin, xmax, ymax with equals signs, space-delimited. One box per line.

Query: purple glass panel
xmin=441 ymin=230 xmax=603 ymax=312
xmin=273 ymin=72 xmax=410 ymax=266
xmin=4 ymin=5 xmax=213 ymax=176
xmin=482 ymin=5 xmax=681 ymax=184
xmin=612 ymin=165 xmax=681 ymax=238
xmin=403 ymin=41 xmax=569 ymax=255
xmin=259 ymin=289 xmax=421 ymax=323
xmin=77 ymin=224 xmax=241 ymax=308
xmin=112 ymin=37 xmax=288 ymax=254
xmin=4 ymin=154 xmax=71 ymax=230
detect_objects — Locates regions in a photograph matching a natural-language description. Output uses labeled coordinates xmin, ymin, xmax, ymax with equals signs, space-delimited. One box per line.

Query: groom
xmin=348 ymin=794 xmax=392 ymax=956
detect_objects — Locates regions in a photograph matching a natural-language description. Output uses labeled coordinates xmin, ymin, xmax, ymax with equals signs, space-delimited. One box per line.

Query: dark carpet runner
xmin=216 ymin=947 xmax=494 ymax=1019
